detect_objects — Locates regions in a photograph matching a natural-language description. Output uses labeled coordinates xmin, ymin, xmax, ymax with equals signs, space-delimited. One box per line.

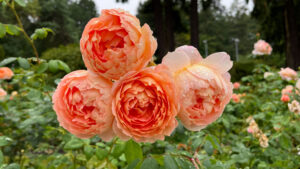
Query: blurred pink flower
xmin=278 ymin=67 xmax=297 ymax=81
xmin=288 ymin=100 xmax=300 ymax=114
xmin=232 ymin=93 xmax=240 ymax=103
xmin=0 ymin=88 xmax=7 ymax=100
xmin=281 ymin=94 xmax=290 ymax=102
xmin=281 ymin=85 xmax=293 ymax=95
xmin=252 ymin=40 xmax=272 ymax=55
xmin=233 ymin=82 xmax=240 ymax=89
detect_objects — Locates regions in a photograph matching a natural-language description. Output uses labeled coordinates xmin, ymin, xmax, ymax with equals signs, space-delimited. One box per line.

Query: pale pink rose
xmin=52 ymin=70 xmax=114 ymax=141
xmin=111 ymin=65 xmax=178 ymax=142
xmin=281 ymin=94 xmax=290 ymax=102
xmin=162 ymin=45 xmax=233 ymax=131
xmin=232 ymin=94 xmax=240 ymax=103
xmin=278 ymin=67 xmax=297 ymax=81
xmin=80 ymin=9 xmax=157 ymax=80
xmin=281 ymin=85 xmax=293 ymax=95
xmin=288 ymin=100 xmax=300 ymax=114
xmin=0 ymin=67 xmax=14 ymax=80
xmin=233 ymin=82 xmax=240 ymax=89
xmin=252 ymin=40 xmax=272 ymax=55
xmin=0 ymin=88 xmax=7 ymax=100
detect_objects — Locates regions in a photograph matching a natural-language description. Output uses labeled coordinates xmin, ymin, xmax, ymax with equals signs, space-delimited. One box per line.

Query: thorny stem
xmin=5 ymin=0 xmax=40 ymax=63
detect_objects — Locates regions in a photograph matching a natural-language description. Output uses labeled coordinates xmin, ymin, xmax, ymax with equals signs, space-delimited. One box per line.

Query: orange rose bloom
xmin=111 ymin=65 xmax=178 ymax=142
xmin=52 ymin=70 xmax=114 ymax=141
xmin=80 ymin=9 xmax=157 ymax=80
xmin=0 ymin=67 xmax=14 ymax=80
xmin=162 ymin=45 xmax=233 ymax=131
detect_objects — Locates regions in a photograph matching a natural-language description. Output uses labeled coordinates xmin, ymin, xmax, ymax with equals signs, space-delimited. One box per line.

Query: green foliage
xmin=30 ymin=27 xmax=53 ymax=40
xmin=41 ymin=44 xmax=84 ymax=70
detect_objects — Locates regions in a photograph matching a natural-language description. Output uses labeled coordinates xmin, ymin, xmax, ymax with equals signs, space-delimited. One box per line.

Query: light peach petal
xmin=175 ymin=45 xmax=202 ymax=64
xmin=201 ymin=52 xmax=233 ymax=74
xmin=162 ymin=51 xmax=191 ymax=73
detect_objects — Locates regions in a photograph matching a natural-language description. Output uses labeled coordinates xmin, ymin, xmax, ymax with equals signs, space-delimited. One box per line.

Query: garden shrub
xmin=41 ymin=44 xmax=85 ymax=71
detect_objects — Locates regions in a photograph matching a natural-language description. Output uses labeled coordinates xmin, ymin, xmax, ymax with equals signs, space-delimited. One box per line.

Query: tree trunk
xmin=153 ymin=0 xmax=167 ymax=61
xmin=164 ymin=0 xmax=175 ymax=51
xmin=284 ymin=0 xmax=300 ymax=69
xmin=190 ymin=0 xmax=199 ymax=48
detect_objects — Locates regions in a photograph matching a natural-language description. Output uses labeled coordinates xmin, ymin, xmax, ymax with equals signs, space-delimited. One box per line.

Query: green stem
xmin=6 ymin=0 xmax=40 ymax=63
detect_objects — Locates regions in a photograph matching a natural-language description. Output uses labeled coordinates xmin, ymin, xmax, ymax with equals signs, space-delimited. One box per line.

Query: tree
xmin=251 ymin=0 xmax=300 ymax=69
xmin=190 ymin=0 xmax=199 ymax=48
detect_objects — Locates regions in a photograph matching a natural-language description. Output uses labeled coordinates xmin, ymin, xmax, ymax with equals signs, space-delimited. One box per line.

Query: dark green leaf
xmin=95 ymin=147 xmax=108 ymax=160
xmin=36 ymin=62 xmax=48 ymax=73
xmin=127 ymin=159 xmax=140 ymax=169
xmin=206 ymin=134 xmax=222 ymax=153
xmin=48 ymin=60 xmax=59 ymax=73
xmin=15 ymin=0 xmax=26 ymax=7
xmin=0 ymin=57 xmax=17 ymax=66
xmin=63 ymin=139 xmax=84 ymax=150
xmin=17 ymin=57 xmax=30 ymax=69
xmin=140 ymin=157 xmax=160 ymax=169
xmin=57 ymin=60 xmax=71 ymax=73
xmin=0 ymin=23 xmax=6 ymax=38
xmin=111 ymin=142 xmax=125 ymax=158
xmin=164 ymin=155 xmax=179 ymax=169
xmin=124 ymin=140 xmax=143 ymax=164
xmin=84 ymin=145 xmax=94 ymax=160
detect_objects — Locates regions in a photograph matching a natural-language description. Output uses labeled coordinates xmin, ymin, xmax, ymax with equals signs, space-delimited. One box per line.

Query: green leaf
xmin=0 ymin=149 xmax=3 ymax=166
xmin=17 ymin=57 xmax=30 ymax=69
xmin=63 ymin=139 xmax=84 ymax=150
xmin=0 ymin=57 xmax=17 ymax=66
xmin=95 ymin=147 xmax=108 ymax=160
xmin=206 ymin=134 xmax=222 ymax=153
xmin=31 ymin=28 xmax=53 ymax=40
xmin=111 ymin=142 xmax=125 ymax=158
xmin=36 ymin=62 xmax=48 ymax=73
xmin=48 ymin=60 xmax=59 ymax=73
xmin=57 ymin=60 xmax=71 ymax=73
xmin=84 ymin=145 xmax=94 ymax=160
xmin=15 ymin=0 xmax=26 ymax=7
xmin=5 ymin=24 xmax=20 ymax=36
xmin=164 ymin=155 xmax=179 ymax=169
xmin=140 ymin=157 xmax=160 ymax=169
xmin=4 ymin=163 xmax=20 ymax=169
xmin=126 ymin=159 xmax=140 ymax=169
xmin=279 ymin=134 xmax=292 ymax=150
xmin=124 ymin=140 xmax=143 ymax=164
xmin=0 ymin=136 xmax=12 ymax=147
xmin=0 ymin=23 xmax=6 ymax=38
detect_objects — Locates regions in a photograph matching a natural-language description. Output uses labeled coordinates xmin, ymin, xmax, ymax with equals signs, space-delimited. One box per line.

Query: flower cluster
xmin=52 ymin=9 xmax=233 ymax=142
xmin=246 ymin=116 xmax=269 ymax=148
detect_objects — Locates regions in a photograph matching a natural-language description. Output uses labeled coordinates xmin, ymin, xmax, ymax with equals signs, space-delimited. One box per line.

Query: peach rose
xmin=162 ymin=45 xmax=233 ymax=131
xmin=52 ymin=70 xmax=114 ymax=141
xmin=278 ymin=67 xmax=297 ymax=81
xmin=0 ymin=88 xmax=7 ymax=100
xmin=111 ymin=65 xmax=178 ymax=142
xmin=0 ymin=67 xmax=14 ymax=80
xmin=232 ymin=94 xmax=241 ymax=103
xmin=233 ymin=82 xmax=240 ymax=89
xmin=281 ymin=94 xmax=290 ymax=102
xmin=281 ymin=85 xmax=293 ymax=95
xmin=252 ymin=40 xmax=272 ymax=55
xmin=80 ymin=9 xmax=157 ymax=80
